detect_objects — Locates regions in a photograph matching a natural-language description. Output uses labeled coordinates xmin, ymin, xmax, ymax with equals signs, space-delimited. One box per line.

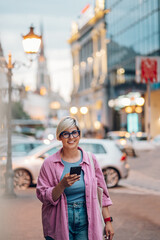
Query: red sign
xmin=81 ymin=4 xmax=90 ymax=14
xmin=141 ymin=58 xmax=157 ymax=83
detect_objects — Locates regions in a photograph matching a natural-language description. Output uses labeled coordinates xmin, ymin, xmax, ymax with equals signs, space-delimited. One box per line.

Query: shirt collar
xmin=51 ymin=146 xmax=90 ymax=165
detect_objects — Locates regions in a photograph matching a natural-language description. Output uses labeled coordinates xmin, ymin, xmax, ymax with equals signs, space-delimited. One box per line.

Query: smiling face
xmin=59 ymin=126 xmax=80 ymax=150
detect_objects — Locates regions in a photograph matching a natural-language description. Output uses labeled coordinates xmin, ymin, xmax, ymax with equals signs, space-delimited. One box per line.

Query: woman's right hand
xmin=61 ymin=173 xmax=80 ymax=188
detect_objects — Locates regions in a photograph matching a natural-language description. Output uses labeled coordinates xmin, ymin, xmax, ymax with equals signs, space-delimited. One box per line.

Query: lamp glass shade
xmin=22 ymin=38 xmax=41 ymax=54
xmin=22 ymin=26 xmax=41 ymax=54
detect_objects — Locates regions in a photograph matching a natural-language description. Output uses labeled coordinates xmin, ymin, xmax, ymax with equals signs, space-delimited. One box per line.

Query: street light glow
xmin=108 ymin=99 xmax=115 ymax=108
xmin=135 ymin=106 xmax=143 ymax=113
xmin=22 ymin=38 xmax=41 ymax=54
xmin=80 ymin=106 xmax=88 ymax=115
xmin=125 ymin=106 xmax=132 ymax=113
xmin=22 ymin=26 xmax=41 ymax=54
xmin=117 ymin=68 xmax=125 ymax=75
xmin=94 ymin=120 xmax=101 ymax=129
xmin=70 ymin=106 xmax=78 ymax=114
xmin=135 ymin=97 xmax=145 ymax=106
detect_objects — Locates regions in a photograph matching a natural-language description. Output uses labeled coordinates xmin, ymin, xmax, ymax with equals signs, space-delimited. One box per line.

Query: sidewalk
xmin=0 ymin=188 xmax=44 ymax=240
xmin=0 ymin=187 xmax=160 ymax=240
xmin=120 ymin=146 xmax=160 ymax=192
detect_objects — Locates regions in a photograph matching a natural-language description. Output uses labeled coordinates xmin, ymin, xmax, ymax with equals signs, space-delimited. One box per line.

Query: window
xmin=12 ymin=143 xmax=30 ymax=153
xmin=45 ymin=146 xmax=62 ymax=156
xmin=31 ymin=143 xmax=42 ymax=149
xmin=79 ymin=143 xmax=106 ymax=154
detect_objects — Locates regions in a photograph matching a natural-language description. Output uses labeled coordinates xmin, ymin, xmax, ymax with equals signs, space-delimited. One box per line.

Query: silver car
xmin=0 ymin=138 xmax=43 ymax=159
xmin=0 ymin=139 xmax=129 ymax=189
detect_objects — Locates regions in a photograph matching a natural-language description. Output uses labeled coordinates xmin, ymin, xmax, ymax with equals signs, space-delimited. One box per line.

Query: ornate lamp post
xmin=4 ymin=25 xmax=41 ymax=197
xmin=22 ymin=25 xmax=41 ymax=55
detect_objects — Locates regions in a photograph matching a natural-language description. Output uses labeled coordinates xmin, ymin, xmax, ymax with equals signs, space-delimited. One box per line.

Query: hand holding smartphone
xmin=70 ymin=166 xmax=82 ymax=175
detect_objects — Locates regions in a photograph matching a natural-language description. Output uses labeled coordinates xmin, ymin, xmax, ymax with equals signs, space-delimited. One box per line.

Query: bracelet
xmin=104 ymin=217 xmax=113 ymax=223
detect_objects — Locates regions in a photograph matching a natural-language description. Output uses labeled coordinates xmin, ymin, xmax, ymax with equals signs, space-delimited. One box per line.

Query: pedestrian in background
xmin=36 ymin=116 xmax=114 ymax=240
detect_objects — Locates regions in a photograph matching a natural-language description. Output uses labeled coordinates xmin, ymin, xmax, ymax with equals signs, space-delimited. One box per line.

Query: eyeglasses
xmin=60 ymin=130 xmax=80 ymax=139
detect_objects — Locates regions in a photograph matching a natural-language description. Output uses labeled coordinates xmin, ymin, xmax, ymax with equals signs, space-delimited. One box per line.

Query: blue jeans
xmin=68 ymin=201 xmax=88 ymax=240
xmin=45 ymin=202 xmax=88 ymax=240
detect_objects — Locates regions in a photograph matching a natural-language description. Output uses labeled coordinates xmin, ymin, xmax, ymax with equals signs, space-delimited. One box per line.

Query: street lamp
xmin=4 ymin=25 xmax=41 ymax=197
xmin=22 ymin=25 xmax=41 ymax=55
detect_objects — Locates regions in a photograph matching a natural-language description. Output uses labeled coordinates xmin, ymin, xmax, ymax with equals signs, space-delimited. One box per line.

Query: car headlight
xmin=43 ymin=139 xmax=51 ymax=145
xmin=48 ymin=134 xmax=54 ymax=141
xmin=119 ymin=139 xmax=127 ymax=145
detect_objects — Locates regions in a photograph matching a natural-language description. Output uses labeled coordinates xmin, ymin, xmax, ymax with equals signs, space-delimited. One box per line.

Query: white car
xmin=0 ymin=139 xmax=129 ymax=189
xmin=107 ymin=131 xmax=136 ymax=156
xmin=0 ymin=138 xmax=43 ymax=159
xmin=152 ymin=134 xmax=160 ymax=146
xmin=130 ymin=132 xmax=156 ymax=152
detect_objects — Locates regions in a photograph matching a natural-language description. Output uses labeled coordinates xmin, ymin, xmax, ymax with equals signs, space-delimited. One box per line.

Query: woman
xmin=36 ymin=116 xmax=114 ymax=240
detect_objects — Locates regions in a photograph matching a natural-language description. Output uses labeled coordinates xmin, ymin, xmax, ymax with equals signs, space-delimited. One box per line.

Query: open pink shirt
xmin=36 ymin=147 xmax=112 ymax=240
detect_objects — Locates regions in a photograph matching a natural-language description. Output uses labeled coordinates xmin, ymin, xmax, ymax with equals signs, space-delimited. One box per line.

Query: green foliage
xmin=11 ymin=102 xmax=30 ymax=119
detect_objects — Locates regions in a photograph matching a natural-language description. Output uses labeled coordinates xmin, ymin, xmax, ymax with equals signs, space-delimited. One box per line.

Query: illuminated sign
xmin=108 ymin=92 xmax=145 ymax=109
xmin=136 ymin=56 xmax=160 ymax=83
xmin=77 ymin=4 xmax=94 ymax=29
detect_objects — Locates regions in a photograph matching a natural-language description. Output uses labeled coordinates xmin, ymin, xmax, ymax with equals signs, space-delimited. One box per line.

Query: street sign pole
xmin=147 ymin=80 xmax=151 ymax=141
xmin=136 ymin=56 xmax=160 ymax=140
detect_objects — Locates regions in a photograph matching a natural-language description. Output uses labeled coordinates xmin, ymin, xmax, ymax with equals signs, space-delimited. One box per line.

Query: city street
xmin=0 ymin=147 xmax=160 ymax=240
xmin=1 ymin=1 xmax=160 ymax=240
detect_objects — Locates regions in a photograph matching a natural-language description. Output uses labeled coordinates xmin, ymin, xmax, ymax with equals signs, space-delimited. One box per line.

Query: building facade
xmin=36 ymin=25 xmax=51 ymax=96
xmin=106 ymin=0 xmax=160 ymax=136
xmin=68 ymin=1 xmax=109 ymax=136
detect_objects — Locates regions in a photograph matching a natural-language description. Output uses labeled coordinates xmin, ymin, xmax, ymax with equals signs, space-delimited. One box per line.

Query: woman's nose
xmin=69 ymin=133 xmax=74 ymax=138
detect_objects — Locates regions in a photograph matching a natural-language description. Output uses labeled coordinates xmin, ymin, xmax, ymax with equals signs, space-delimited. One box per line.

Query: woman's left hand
xmin=105 ymin=222 xmax=114 ymax=240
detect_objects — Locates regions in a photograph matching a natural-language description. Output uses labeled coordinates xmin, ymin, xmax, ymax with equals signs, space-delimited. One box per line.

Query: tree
xmin=11 ymin=101 xmax=30 ymax=119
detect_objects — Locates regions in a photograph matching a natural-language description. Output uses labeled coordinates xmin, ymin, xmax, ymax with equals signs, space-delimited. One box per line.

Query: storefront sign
xmin=136 ymin=56 xmax=160 ymax=83
xmin=77 ymin=4 xmax=94 ymax=29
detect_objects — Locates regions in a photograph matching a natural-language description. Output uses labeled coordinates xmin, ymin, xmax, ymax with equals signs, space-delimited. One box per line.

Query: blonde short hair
xmin=56 ymin=116 xmax=80 ymax=140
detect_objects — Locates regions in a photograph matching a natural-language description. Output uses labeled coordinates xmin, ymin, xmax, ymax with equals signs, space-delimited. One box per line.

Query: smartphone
xmin=70 ymin=166 xmax=82 ymax=175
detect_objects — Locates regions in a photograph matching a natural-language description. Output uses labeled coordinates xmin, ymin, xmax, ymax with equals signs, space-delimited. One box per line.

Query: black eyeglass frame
xmin=60 ymin=130 xmax=80 ymax=139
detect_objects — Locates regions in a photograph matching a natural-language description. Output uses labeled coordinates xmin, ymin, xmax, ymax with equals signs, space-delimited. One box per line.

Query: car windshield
xmin=136 ymin=136 xmax=147 ymax=141
xmin=27 ymin=144 xmax=49 ymax=156
xmin=27 ymin=142 xmax=62 ymax=156
xmin=79 ymin=143 xmax=106 ymax=154
xmin=113 ymin=136 xmax=126 ymax=140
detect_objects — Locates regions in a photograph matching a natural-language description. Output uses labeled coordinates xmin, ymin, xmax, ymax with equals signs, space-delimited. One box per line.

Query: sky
xmin=0 ymin=0 xmax=95 ymax=102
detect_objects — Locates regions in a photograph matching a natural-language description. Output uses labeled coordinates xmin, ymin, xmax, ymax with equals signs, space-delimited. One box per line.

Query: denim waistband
xmin=67 ymin=201 xmax=86 ymax=208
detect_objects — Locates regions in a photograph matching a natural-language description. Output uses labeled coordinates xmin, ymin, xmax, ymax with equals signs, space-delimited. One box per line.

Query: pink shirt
xmin=36 ymin=147 xmax=112 ymax=240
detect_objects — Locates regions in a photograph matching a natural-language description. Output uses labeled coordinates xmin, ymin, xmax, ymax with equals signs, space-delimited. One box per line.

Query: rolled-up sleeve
xmin=92 ymin=154 xmax=113 ymax=207
xmin=36 ymin=162 xmax=60 ymax=206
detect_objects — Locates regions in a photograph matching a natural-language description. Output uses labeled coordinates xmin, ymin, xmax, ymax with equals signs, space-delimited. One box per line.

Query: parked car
xmin=0 ymin=138 xmax=129 ymax=189
xmin=0 ymin=138 xmax=43 ymax=159
xmin=106 ymin=131 xmax=136 ymax=157
xmin=130 ymin=132 xmax=155 ymax=152
xmin=151 ymin=134 xmax=160 ymax=147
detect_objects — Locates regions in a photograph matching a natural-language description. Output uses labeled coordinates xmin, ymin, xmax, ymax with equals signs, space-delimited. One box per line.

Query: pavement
xmin=0 ymin=188 xmax=44 ymax=240
xmin=120 ymin=146 xmax=160 ymax=193
xmin=0 ymin=187 xmax=160 ymax=240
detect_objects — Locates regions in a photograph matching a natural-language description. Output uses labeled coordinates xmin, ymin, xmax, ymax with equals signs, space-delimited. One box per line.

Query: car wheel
xmin=103 ymin=167 xmax=120 ymax=188
xmin=14 ymin=169 xmax=31 ymax=190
